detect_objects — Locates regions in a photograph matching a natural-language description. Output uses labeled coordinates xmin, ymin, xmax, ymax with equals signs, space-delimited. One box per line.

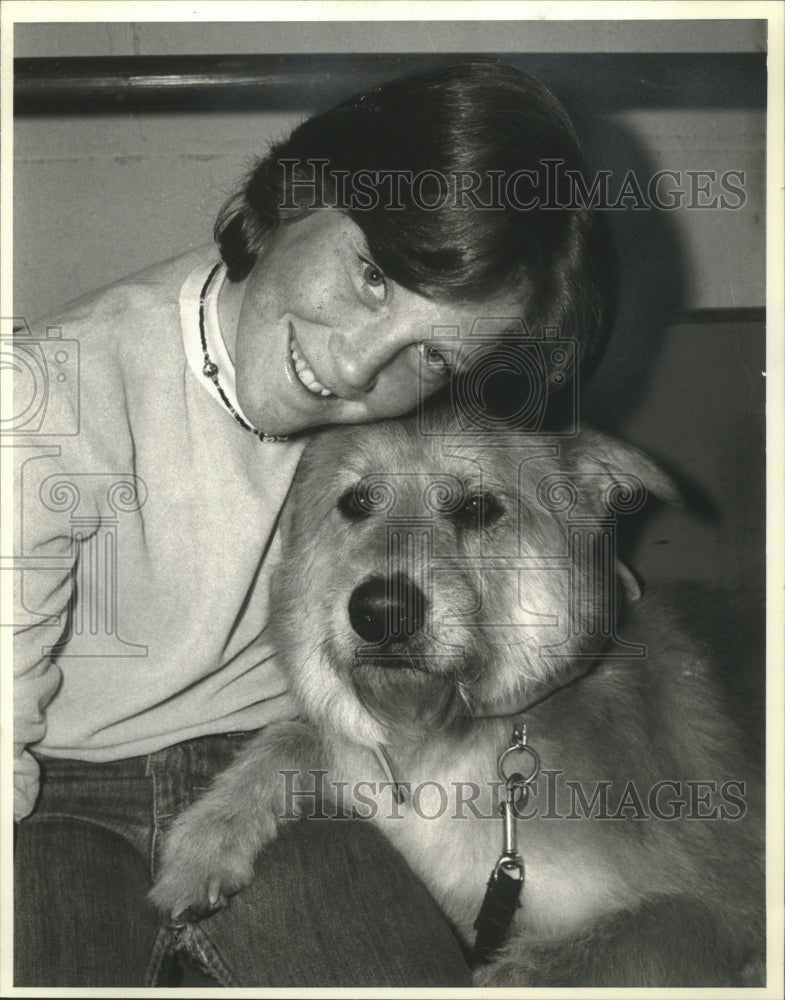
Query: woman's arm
xmin=12 ymin=447 xmax=92 ymax=820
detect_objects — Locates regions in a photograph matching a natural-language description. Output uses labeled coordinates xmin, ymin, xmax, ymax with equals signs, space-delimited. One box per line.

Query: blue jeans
xmin=14 ymin=733 xmax=473 ymax=987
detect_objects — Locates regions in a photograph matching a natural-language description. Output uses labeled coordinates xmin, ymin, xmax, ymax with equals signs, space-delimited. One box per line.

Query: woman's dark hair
xmin=215 ymin=60 xmax=616 ymax=423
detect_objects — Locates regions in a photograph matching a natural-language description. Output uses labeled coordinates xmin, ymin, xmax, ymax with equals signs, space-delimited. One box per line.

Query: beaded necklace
xmin=199 ymin=262 xmax=287 ymax=443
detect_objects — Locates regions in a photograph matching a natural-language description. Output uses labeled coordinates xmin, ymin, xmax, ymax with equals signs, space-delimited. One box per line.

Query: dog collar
xmin=471 ymin=654 xmax=597 ymax=719
xmin=373 ymin=659 xmax=585 ymax=807
xmin=374 ymin=743 xmax=406 ymax=804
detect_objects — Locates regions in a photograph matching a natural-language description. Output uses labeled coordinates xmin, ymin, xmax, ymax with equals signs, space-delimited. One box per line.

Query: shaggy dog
xmin=151 ymin=410 xmax=764 ymax=987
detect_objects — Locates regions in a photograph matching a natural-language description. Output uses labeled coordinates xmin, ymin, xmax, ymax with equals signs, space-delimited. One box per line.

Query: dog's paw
xmin=151 ymin=872 xmax=233 ymax=926
xmin=149 ymin=812 xmax=257 ymax=924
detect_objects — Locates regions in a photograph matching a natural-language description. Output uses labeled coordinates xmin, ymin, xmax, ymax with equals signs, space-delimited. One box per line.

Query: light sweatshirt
xmin=13 ymin=248 xmax=307 ymax=821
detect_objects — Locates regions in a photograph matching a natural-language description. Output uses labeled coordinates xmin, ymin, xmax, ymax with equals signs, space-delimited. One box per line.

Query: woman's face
xmin=227 ymin=210 xmax=523 ymax=436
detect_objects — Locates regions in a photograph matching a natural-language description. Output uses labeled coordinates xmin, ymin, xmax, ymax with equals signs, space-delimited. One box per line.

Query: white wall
xmin=13 ymin=19 xmax=766 ymax=319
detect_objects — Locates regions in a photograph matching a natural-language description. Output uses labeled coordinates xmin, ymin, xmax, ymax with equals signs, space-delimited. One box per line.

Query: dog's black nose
xmin=348 ymin=573 xmax=426 ymax=644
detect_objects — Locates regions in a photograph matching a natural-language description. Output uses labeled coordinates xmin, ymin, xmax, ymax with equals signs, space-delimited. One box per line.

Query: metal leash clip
xmin=473 ymin=722 xmax=541 ymax=963
xmin=492 ymin=723 xmax=540 ymax=882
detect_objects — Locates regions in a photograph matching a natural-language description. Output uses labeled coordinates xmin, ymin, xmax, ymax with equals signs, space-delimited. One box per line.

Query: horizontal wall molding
xmin=15 ymin=52 xmax=766 ymax=115
xmin=673 ymin=307 xmax=765 ymax=325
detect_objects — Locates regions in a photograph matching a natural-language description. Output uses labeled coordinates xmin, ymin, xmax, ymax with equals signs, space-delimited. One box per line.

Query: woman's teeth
xmin=290 ymin=337 xmax=333 ymax=397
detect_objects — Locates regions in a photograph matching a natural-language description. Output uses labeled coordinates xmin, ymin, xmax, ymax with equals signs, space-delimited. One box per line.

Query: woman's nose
xmin=328 ymin=316 xmax=421 ymax=393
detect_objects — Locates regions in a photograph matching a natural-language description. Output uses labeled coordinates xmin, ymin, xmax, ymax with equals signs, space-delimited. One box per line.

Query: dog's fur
xmin=151 ymin=410 xmax=764 ymax=987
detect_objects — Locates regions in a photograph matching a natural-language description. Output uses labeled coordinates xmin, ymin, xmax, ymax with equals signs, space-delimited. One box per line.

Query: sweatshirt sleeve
xmin=12 ymin=443 xmax=95 ymax=820
xmin=11 ymin=314 xmax=104 ymax=821
xmin=14 ymin=638 xmax=65 ymax=821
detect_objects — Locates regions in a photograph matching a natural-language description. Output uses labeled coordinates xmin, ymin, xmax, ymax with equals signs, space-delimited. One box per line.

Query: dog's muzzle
xmin=345 ymin=571 xmax=469 ymax=732
xmin=348 ymin=573 xmax=426 ymax=649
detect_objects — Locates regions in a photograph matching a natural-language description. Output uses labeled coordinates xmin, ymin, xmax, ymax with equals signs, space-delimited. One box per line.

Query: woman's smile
xmin=288 ymin=322 xmax=334 ymax=398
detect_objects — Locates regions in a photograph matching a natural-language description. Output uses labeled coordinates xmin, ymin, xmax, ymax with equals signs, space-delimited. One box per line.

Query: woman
xmin=13 ymin=60 xmax=615 ymax=986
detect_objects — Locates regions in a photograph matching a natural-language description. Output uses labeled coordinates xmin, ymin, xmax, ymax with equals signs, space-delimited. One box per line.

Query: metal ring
xmin=497 ymin=742 xmax=540 ymax=785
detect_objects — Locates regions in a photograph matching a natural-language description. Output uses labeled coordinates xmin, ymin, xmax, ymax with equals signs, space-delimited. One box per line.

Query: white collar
xmin=180 ymin=259 xmax=259 ymax=430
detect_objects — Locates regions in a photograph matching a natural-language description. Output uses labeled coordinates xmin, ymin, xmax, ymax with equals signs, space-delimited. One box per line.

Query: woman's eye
xmin=363 ymin=262 xmax=384 ymax=286
xmin=361 ymin=260 xmax=387 ymax=301
xmin=420 ymin=344 xmax=449 ymax=371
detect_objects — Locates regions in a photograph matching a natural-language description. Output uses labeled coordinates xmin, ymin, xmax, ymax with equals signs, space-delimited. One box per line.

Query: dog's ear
xmin=569 ymin=427 xmax=682 ymax=507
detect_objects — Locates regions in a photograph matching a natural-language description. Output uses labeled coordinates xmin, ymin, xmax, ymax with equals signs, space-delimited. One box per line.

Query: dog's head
xmin=271 ymin=409 xmax=679 ymax=747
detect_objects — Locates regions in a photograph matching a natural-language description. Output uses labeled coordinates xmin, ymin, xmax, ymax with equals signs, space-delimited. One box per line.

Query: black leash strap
xmin=473 ymin=723 xmax=539 ymax=964
xmin=473 ymin=856 xmax=524 ymax=964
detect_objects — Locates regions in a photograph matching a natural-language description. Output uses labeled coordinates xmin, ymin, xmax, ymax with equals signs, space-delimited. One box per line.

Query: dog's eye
xmin=338 ymin=484 xmax=377 ymax=520
xmin=450 ymin=493 xmax=504 ymax=530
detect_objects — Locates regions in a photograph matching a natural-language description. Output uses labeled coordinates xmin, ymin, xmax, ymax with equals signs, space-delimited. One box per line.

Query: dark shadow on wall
xmin=575 ymin=114 xmax=688 ymax=431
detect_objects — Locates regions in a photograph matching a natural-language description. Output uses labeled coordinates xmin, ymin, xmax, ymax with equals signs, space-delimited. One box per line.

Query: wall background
xmin=11 ymin=17 xmax=767 ymax=596
xmin=14 ymin=19 xmax=765 ymax=319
